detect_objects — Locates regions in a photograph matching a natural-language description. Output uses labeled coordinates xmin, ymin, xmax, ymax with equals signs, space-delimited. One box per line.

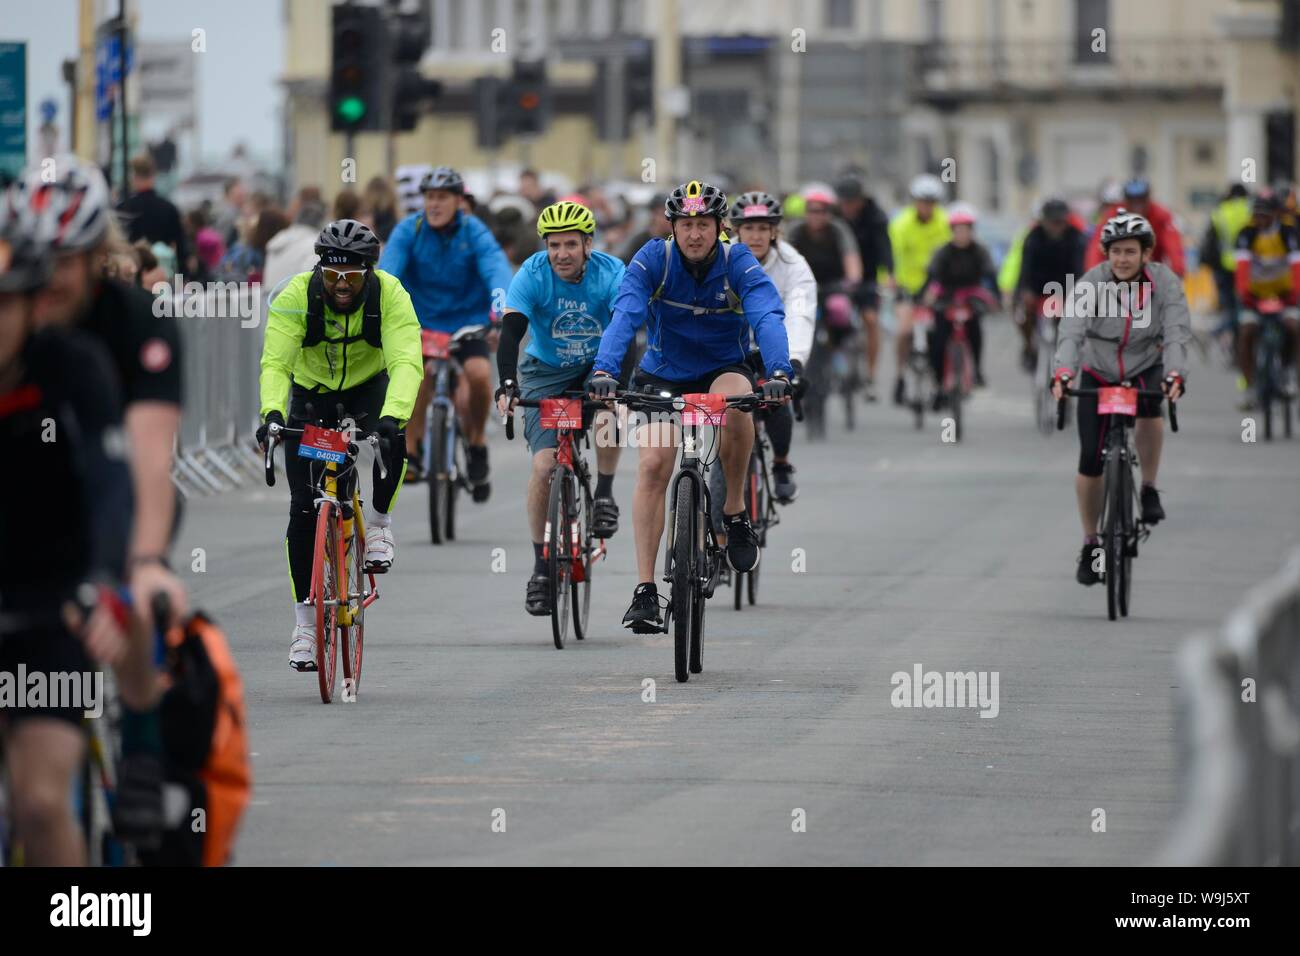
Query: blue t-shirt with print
xmin=505 ymin=249 xmax=626 ymax=369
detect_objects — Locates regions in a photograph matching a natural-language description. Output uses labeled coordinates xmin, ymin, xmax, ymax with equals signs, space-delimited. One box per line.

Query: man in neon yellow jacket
xmin=257 ymin=218 xmax=422 ymax=670
xmin=888 ymin=174 xmax=951 ymax=404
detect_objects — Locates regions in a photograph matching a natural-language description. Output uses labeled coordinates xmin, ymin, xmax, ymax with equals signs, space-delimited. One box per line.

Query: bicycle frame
xmin=312 ymin=461 xmax=379 ymax=625
xmin=544 ymin=421 xmax=606 ymax=573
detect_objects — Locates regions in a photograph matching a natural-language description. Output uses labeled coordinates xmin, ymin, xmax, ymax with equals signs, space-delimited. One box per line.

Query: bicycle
xmin=503 ymin=394 xmax=609 ymax=649
xmin=616 ymin=389 xmax=778 ymax=682
xmin=1031 ymin=294 xmax=1070 ymax=435
xmin=264 ymin=407 xmax=387 ymax=703
xmin=1249 ymin=297 xmax=1295 ymax=440
xmin=420 ymin=324 xmax=490 ymax=544
xmin=1057 ymin=379 xmax=1179 ymax=621
xmin=711 ymin=408 xmax=783 ymax=611
xmin=805 ymin=289 xmax=861 ymax=436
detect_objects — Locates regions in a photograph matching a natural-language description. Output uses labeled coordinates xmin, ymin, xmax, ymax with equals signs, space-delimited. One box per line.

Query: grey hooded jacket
xmin=1052 ymin=261 xmax=1191 ymax=383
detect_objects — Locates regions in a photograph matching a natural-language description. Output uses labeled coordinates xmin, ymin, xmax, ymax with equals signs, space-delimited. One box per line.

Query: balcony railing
xmin=915 ymin=39 xmax=1224 ymax=100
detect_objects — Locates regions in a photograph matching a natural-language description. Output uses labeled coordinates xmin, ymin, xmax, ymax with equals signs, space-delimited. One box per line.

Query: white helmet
xmin=1098 ymin=209 xmax=1155 ymax=251
xmin=11 ymin=154 xmax=113 ymax=253
xmin=947 ymin=201 xmax=977 ymax=226
xmin=910 ymin=173 xmax=944 ymax=202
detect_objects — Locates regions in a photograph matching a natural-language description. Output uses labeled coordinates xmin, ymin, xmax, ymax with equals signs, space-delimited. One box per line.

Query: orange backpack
xmin=149 ymin=611 xmax=252 ymax=866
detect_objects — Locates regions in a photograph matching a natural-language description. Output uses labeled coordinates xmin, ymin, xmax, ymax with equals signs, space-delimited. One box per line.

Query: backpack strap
xmin=301 ymin=268 xmax=326 ymax=348
xmin=300 ymin=268 xmax=383 ymax=350
xmin=650 ymin=238 xmax=744 ymax=315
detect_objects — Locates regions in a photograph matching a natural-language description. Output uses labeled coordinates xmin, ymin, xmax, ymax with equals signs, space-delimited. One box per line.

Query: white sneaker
xmin=365 ymin=525 xmax=394 ymax=572
xmin=289 ymin=624 xmax=317 ymax=671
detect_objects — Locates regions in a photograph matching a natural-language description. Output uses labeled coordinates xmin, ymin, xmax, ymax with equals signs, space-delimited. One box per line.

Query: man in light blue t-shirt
xmin=495 ymin=201 xmax=626 ymax=617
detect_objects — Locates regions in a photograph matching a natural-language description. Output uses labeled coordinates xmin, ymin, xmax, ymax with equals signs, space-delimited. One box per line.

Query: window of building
xmin=826 ymin=0 xmax=854 ymax=29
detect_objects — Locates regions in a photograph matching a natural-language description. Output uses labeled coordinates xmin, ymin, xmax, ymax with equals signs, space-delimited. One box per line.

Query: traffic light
xmin=506 ymin=60 xmax=550 ymax=138
xmin=330 ymin=4 xmax=388 ymax=133
xmin=389 ymin=10 xmax=441 ymax=132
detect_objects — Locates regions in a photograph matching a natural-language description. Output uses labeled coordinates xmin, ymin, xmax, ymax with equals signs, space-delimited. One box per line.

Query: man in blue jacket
xmin=588 ymin=180 xmax=792 ymax=633
xmin=379 ymin=166 xmax=515 ymax=499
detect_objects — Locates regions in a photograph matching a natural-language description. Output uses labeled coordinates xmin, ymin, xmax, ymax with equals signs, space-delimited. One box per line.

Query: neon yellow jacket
xmin=999 ymin=226 xmax=1028 ymax=294
xmin=889 ymin=205 xmax=952 ymax=295
xmin=1211 ymin=197 xmax=1252 ymax=273
xmin=259 ymin=269 xmax=424 ymax=424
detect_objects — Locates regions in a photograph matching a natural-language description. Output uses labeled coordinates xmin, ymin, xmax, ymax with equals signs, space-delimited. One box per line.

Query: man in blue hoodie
xmin=588 ymin=181 xmax=792 ymax=632
xmin=379 ymin=166 xmax=515 ymax=499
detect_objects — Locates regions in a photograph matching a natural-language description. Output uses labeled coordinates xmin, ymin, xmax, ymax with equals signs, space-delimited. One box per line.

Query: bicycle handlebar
xmin=502 ymin=397 xmax=609 ymax=441
xmin=1055 ymin=380 xmax=1179 ymax=433
xmin=262 ymin=422 xmax=390 ymax=487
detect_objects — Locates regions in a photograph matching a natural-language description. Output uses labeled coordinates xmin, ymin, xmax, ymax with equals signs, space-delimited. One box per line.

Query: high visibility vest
xmin=1211 ymin=197 xmax=1251 ymax=273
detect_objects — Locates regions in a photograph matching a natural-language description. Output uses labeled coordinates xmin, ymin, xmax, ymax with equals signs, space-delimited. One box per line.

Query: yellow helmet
xmin=537 ymin=200 xmax=596 ymax=237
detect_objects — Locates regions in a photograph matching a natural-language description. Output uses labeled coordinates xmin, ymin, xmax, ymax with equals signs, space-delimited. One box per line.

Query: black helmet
xmin=834 ymin=177 xmax=864 ymax=201
xmin=1040 ymin=198 xmax=1070 ymax=222
xmin=314 ymin=218 xmax=381 ymax=264
xmin=665 ymin=180 xmax=728 ymax=222
xmin=420 ymin=166 xmax=465 ymax=195
xmin=1252 ymin=190 xmax=1282 ymax=216
xmin=729 ymin=191 xmax=783 ymax=224
xmin=0 ymin=194 xmax=54 ymax=293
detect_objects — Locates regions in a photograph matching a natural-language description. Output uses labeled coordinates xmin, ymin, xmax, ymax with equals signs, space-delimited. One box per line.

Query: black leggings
xmin=283 ymin=374 xmax=405 ymax=601
xmin=1074 ymin=365 xmax=1163 ymax=477
xmin=929 ymin=312 xmax=984 ymax=380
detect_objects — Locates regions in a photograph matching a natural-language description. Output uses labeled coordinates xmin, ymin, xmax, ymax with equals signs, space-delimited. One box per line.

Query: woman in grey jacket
xmin=1051 ymin=211 xmax=1189 ymax=586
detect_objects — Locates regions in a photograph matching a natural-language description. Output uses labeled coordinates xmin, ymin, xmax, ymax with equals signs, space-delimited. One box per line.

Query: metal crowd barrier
xmin=170 ymin=283 xmax=268 ymax=498
xmin=1158 ymin=547 xmax=1300 ymax=864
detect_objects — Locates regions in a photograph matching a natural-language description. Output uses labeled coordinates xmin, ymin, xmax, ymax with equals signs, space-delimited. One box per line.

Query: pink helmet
xmin=947 ymin=202 xmax=977 ymax=226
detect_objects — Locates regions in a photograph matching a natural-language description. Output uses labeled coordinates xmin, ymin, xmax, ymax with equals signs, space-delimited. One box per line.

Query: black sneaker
xmin=772 ymin=462 xmax=798 ymax=503
xmin=1141 ymin=486 xmax=1165 ymax=525
xmin=724 ymin=512 xmax=760 ymax=573
xmin=468 ymin=445 xmax=490 ymax=502
xmin=975 ymin=370 xmax=987 ymax=388
xmin=1076 ymin=541 xmax=1102 ymax=586
xmin=623 ymin=582 xmax=664 ymax=633
xmin=592 ymin=496 xmax=619 ymax=538
xmin=892 ymin=378 xmax=906 ymax=406
xmin=1020 ymin=347 xmax=1037 ymax=373
xmin=525 ymin=572 xmax=552 ymax=616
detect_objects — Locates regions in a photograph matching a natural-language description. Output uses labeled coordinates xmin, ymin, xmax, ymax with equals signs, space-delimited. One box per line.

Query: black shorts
xmin=0 ymin=626 xmax=97 ymax=729
xmin=629 ymin=363 xmax=756 ymax=398
xmin=452 ymin=337 xmax=491 ymax=362
xmin=1075 ymin=364 xmax=1164 ymax=478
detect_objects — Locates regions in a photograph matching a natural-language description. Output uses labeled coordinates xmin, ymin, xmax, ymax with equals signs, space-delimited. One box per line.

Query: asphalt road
xmin=177 ymin=320 xmax=1299 ymax=865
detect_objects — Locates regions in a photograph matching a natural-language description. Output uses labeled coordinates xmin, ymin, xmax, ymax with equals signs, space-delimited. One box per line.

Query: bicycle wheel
xmin=428 ymin=403 xmax=449 ymax=544
xmin=313 ymin=502 xmax=341 ymax=702
xmin=1119 ymin=471 xmax=1134 ymax=618
xmin=571 ymin=476 xmax=593 ymax=641
xmin=1102 ymin=452 xmax=1122 ymax=622
xmin=547 ymin=471 xmax=572 ymax=649
xmin=843 ymin=372 xmax=856 ymax=432
xmin=446 ymin=432 xmax=461 ymax=541
xmin=747 ymin=452 xmax=763 ymax=607
xmin=690 ymin=559 xmax=706 ymax=675
xmin=672 ymin=479 xmax=697 ymax=682
xmin=1035 ymin=329 xmax=1056 ymax=434
xmin=947 ymin=342 xmax=964 ymax=442
xmin=341 ymin=517 xmax=364 ymax=691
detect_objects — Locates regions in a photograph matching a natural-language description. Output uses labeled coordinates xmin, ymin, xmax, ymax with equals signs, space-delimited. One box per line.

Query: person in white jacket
xmin=728 ymin=190 xmax=817 ymax=501
xmin=261 ymin=200 xmax=328 ymax=301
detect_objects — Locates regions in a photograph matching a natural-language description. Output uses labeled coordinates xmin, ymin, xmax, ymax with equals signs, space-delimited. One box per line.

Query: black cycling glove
xmin=256 ymin=410 xmax=285 ymax=449
xmin=760 ymin=375 xmax=790 ymax=403
xmin=588 ymin=373 xmax=618 ymax=400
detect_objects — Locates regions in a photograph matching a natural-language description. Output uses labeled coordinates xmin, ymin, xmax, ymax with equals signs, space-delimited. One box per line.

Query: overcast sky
xmin=6 ymin=0 xmax=283 ymax=169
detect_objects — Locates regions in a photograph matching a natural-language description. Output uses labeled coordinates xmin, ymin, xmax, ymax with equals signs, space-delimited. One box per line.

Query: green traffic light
xmin=336 ymin=96 xmax=367 ymax=124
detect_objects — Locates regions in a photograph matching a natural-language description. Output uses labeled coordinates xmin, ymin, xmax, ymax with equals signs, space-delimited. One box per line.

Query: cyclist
xmin=917 ymin=202 xmax=997 ymax=397
xmin=587 ymin=181 xmax=793 ymax=633
xmin=1017 ymin=198 xmax=1086 ymax=371
xmin=724 ymin=190 xmax=816 ymax=502
xmin=889 ymin=173 xmax=952 ymax=405
xmin=0 ymin=200 xmax=140 ymax=865
xmin=1232 ymin=189 xmax=1300 ymax=405
xmin=11 ymin=156 xmax=186 ymax=634
xmin=788 ymin=184 xmax=862 ymax=428
xmin=256 ymin=219 xmax=422 ymax=670
xmin=494 ymin=200 xmax=626 ymax=616
xmin=1051 ymin=211 xmax=1190 ymax=586
xmin=1085 ymin=178 xmax=1185 ymax=277
xmin=379 ymin=166 xmax=514 ymax=497
xmin=834 ymin=174 xmax=893 ymax=401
